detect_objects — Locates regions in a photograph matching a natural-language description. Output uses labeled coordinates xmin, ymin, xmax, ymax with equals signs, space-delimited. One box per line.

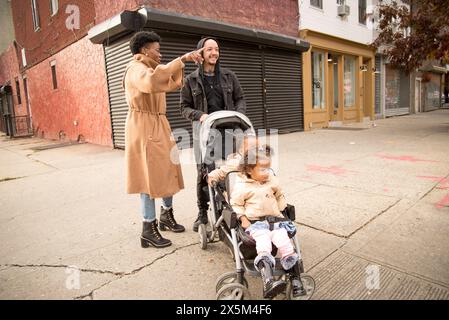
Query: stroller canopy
xmin=199 ymin=111 xmax=255 ymax=164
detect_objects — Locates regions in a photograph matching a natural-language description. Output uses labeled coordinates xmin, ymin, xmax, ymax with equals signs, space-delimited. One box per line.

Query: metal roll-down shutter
xmin=263 ymin=48 xmax=303 ymax=133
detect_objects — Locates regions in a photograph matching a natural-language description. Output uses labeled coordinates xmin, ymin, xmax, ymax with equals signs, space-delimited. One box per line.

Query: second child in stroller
xmin=230 ymin=148 xmax=307 ymax=299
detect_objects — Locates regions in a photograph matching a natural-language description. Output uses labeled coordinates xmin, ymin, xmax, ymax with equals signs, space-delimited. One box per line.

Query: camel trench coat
xmin=123 ymin=53 xmax=185 ymax=197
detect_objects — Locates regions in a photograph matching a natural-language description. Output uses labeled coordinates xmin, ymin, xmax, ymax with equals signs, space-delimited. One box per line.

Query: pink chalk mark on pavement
xmin=417 ymin=176 xmax=449 ymax=209
xmin=377 ymin=154 xmax=439 ymax=163
xmin=306 ymin=165 xmax=355 ymax=177
xmin=436 ymin=194 xmax=449 ymax=209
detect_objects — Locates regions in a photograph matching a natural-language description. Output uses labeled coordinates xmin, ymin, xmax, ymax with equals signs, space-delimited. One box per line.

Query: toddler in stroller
xmin=229 ymin=148 xmax=306 ymax=299
xmin=197 ymin=111 xmax=315 ymax=300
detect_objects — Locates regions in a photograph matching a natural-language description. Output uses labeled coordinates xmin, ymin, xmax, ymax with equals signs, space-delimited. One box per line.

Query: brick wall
xmin=94 ymin=0 xmax=299 ymax=37
xmin=11 ymin=0 xmax=96 ymax=69
xmin=27 ymin=37 xmax=112 ymax=146
xmin=0 ymin=43 xmax=29 ymax=118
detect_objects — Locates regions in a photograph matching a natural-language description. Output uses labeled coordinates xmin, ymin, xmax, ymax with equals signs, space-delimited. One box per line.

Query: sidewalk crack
xmin=73 ymin=242 xmax=199 ymax=300
xmin=1 ymin=263 xmax=124 ymax=276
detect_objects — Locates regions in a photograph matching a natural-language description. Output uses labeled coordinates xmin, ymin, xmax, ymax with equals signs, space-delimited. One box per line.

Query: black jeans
xmin=194 ymin=129 xmax=234 ymax=212
xmin=196 ymin=164 xmax=210 ymax=211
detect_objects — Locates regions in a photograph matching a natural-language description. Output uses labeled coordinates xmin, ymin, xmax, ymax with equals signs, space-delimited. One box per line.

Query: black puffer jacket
xmin=180 ymin=37 xmax=246 ymax=121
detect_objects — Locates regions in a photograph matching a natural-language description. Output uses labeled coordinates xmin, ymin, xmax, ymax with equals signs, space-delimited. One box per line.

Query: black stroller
xmin=196 ymin=111 xmax=315 ymax=300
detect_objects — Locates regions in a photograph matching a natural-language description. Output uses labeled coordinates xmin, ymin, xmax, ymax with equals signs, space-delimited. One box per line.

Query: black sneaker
xmin=192 ymin=210 xmax=208 ymax=232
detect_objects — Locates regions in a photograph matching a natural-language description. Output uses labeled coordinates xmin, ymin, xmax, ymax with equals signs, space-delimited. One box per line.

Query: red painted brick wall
xmin=0 ymin=43 xmax=29 ymax=117
xmin=27 ymin=37 xmax=112 ymax=146
xmin=94 ymin=0 xmax=299 ymax=37
xmin=11 ymin=0 xmax=95 ymax=69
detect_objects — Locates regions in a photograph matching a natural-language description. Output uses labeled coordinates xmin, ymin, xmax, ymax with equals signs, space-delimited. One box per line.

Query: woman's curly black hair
xmin=129 ymin=31 xmax=161 ymax=55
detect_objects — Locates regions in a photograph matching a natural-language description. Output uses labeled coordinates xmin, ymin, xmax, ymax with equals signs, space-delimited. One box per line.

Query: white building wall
xmin=299 ymin=0 xmax=377 ymax=45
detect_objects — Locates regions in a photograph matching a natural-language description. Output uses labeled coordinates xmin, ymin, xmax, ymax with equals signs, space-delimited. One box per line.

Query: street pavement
xmin=0 ymin=110 xmax=448 ymax=300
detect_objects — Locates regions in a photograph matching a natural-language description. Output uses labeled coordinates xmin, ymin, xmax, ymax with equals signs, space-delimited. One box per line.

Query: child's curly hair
xmin=238 ymin=144 xmax=273 ymax=178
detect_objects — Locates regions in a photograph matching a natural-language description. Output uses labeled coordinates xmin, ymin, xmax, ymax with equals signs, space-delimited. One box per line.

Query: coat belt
xmin=130 ymin=108 xmax=166 ymax=115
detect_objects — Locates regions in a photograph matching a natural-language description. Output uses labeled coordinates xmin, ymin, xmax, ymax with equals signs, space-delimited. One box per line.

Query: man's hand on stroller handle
xmin=200 ymin=114 xmax=208 ymax=123
xmin=207 ymin=175 xmax=217 ymax=187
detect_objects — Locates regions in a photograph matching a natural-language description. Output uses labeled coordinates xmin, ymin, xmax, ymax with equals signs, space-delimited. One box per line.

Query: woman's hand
xmin=181 ymin=47 xmax=204 ymax=64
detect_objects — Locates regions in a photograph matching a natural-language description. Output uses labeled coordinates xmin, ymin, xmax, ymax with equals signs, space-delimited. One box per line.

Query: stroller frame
xmin=196 ymin=111 xmax=315 ymax=300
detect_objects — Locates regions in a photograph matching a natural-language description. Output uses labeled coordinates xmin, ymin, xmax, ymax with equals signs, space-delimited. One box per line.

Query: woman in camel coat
xmin=123 ymin=31 xmax=203 ymax=249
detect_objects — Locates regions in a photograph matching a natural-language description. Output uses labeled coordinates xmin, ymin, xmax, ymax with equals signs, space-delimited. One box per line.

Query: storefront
xmin=89 ymin=8 xmax=310 ymax=149
xmin=300 ymin=30 xmax=375 ymax=130
xmin=415 ymin=63 xmax=447 ymax=112
xmin=384 ymin=65 xmax=410 ymax=117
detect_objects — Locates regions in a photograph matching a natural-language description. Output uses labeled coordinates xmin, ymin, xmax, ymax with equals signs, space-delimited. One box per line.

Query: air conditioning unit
xmin=337 ymin=5 xmax=350 ymax=17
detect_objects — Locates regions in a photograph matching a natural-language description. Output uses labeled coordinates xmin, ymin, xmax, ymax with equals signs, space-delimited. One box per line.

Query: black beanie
xmin=196 ymin=37 xmax=220 ymax=77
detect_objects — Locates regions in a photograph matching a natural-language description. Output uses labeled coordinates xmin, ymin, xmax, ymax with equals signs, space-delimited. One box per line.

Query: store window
xmin=312 ymin=51 xmax=326 ymax=109
xmin=31 ymin=0 xmax=40 ymax=31
xmin=15 ymin=78 xmax=22 ymax=105
xmin=50 ymin=0 xmax=59 ymax=16
xmin=359 ymin=0 xmax=367 ymax=25
xmin=310 ymin=0 xmax=323 ymax=9
xmin=344 ymin=56 xmax=356 ymax=108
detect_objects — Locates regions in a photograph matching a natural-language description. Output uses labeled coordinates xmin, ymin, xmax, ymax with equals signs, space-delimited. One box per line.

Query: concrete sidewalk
xmin=0 ymin=110 xmax=448 ymax=300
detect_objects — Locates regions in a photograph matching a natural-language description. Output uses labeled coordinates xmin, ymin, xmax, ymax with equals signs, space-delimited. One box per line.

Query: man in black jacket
xmin=181 ymin=37 xmax=246 ymax=232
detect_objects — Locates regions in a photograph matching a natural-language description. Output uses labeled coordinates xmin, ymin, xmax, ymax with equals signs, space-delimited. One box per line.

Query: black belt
xmin=250 ymin=216 xmax=290 ymax=230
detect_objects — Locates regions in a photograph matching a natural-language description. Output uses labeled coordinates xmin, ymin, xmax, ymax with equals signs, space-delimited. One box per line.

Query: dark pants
xmin=196 ymin=164 xmax=210 ymax=211
xmin=194 ymin=128 xmax=235 ymax=212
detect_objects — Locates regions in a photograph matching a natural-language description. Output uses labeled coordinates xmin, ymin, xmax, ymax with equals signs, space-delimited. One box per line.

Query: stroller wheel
xmin=198 ymin=224 xmax=208 ymax=250
xmin=216 ymin=283 xmax=251 ymax=300
xmin=286 ymin=274 xmax=315 ymax=301
xmin=215 ymin=271 xmax=249 ymax=292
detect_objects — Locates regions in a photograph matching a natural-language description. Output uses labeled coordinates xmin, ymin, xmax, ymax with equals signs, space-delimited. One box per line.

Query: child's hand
xmin=240 ymin=217 xmax=251 ymax=229
xmin=207 ymin=176 xmax=215 ymax=186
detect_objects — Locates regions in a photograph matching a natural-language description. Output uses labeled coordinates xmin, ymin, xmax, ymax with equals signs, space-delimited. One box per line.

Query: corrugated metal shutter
xmin=219 ymin=41 xmax=265 ymax=129
xmin=264 ymin=48 xmax=303 ymax=132
xmin=104 ymin=38 xmax=132 ymax=149
xmin=375 ymin=55 xmax=381 ymax=115
xmin=158 ymin=31 xmax=201 ymax=146
xmin=385 ymin=65 xmax=410 ymax=117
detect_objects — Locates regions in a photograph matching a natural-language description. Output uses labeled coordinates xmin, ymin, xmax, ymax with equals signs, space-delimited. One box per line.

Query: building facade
xmin=1 ymin=0 xmax=309 ymax=147
xmin=88 ymin=0 xmax=309 ymax=149
xmin=0 ymin=0 xmax=30 ymax=137
xmin=299 ymin=0 xmax=376 ymax=130
xmin=372 ymin=0 xmax=448 ymax=117
xmin=372 ymin=0 xmax=414 ymax=118
xmin=0 ymin=0 xmax=112 ymax=145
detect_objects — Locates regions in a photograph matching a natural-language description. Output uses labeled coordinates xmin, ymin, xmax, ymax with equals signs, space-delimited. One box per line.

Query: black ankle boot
xmin=159 ymin=207 xmax=185 ymax=233
xmin=192 ymin=210 xmax=208 ymax=232
xmin=288 ymin=261 xmax=307 ymax=297
xmin=141 ymin=220 xmax=172 ymax=248
xmin=257 ymin=258 xmax=286 ymax=299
